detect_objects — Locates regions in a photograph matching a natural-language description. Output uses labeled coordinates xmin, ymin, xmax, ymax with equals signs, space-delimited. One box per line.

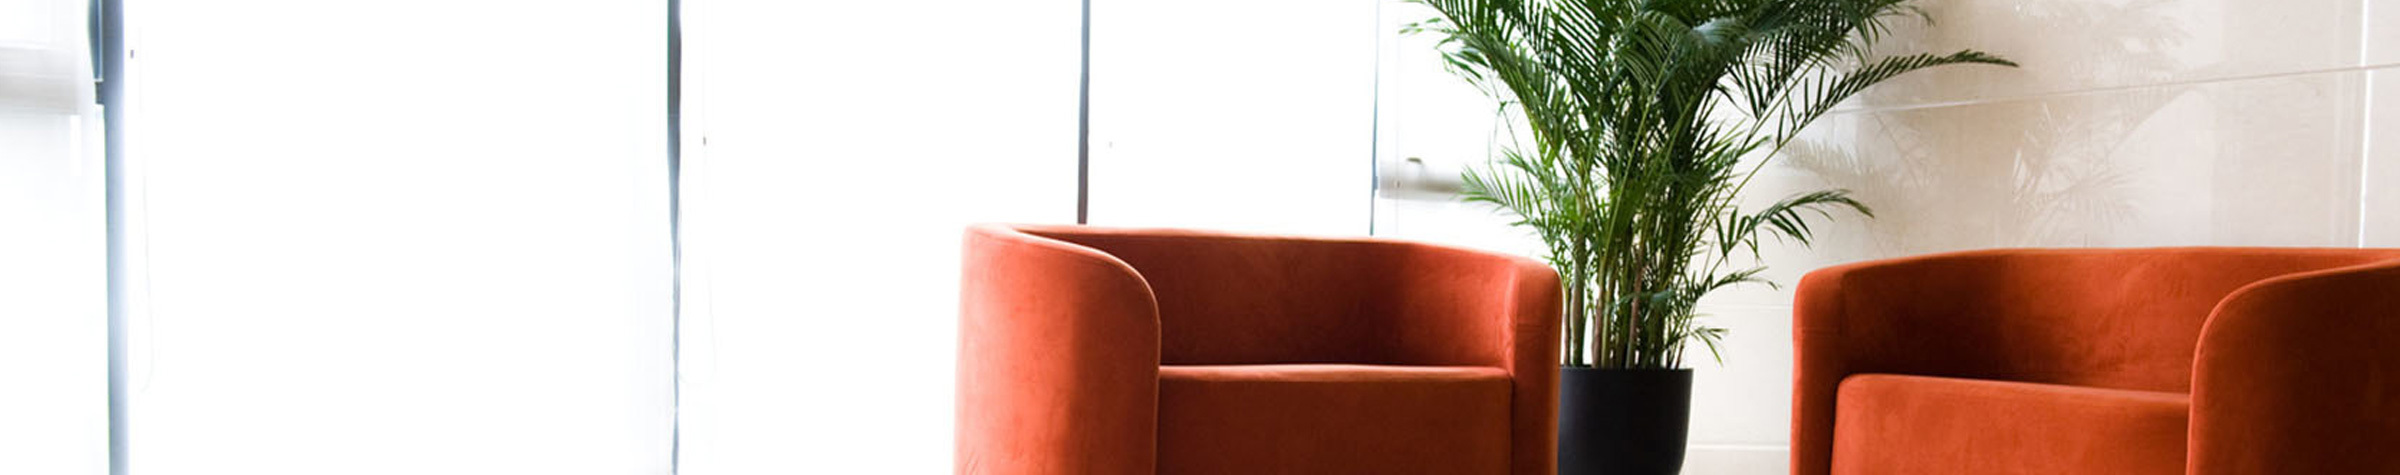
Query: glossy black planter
xmin=1558 ymin=367 xmax=1693 ymax=475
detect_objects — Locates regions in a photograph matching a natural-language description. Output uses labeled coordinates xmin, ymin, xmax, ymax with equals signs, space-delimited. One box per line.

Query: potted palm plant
xmin=1403 ymin=0 xmax=2012 ymax=473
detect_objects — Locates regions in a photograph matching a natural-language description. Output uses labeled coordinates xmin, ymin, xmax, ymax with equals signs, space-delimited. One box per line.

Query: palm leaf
xmin=1406 ymin=0 xmax=2009 ymax=368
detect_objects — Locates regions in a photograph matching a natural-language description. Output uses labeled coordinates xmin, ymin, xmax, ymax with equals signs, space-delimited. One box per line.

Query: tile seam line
xmin=1833 ymin=61 xmax=2400 ymax=115
xmin=2357 ymin=0 xmax=2376 ymax=247
xmin=1694 ymin=303 xmax=1797 ymax=310
xmin=1689 ymin=444 xmax=1792 ymax=450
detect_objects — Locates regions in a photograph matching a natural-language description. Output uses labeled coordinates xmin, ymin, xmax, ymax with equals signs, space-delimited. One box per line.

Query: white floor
xmin=1684 ymin=445 xmax=1790 ymax=475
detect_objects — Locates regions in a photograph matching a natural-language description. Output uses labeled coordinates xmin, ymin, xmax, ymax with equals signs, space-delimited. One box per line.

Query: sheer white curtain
xmin=121 ymin=1 xmax=672 ymax=473
xmin=0 ymin=0 xmax=105 ymax=473
xmin=671 ymin=1 xmax=1079 ymax=473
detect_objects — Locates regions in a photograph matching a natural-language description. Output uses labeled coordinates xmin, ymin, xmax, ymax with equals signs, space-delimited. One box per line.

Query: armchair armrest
xmin=956 ymin=225 xmax=1160 ymax=474
xmin=1488 ymin=251 xmax=1563 ymax=474
xmin=1378 ymin=244 xmax=1563 ymax=371
xmin=2190 ymin=260 xmax=2400 ymax=474
xmin=1383 ymin=244 xmax=1564 ymax=474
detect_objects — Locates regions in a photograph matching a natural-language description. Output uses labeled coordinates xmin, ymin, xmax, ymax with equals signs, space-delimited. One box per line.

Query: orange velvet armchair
xmin=1792 ymin=248 xmax=2400 ymax=475
xmin=957 ymin=224 xmax=1561 ymax=475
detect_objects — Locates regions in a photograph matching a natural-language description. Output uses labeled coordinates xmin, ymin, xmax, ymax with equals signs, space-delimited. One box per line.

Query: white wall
xmin=1375 ymin=0 xmax=2400 ymax=472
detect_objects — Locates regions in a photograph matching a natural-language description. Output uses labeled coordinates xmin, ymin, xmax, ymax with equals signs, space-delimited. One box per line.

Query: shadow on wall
xmin=1780 ymin=0 xmax=2196 ymax=256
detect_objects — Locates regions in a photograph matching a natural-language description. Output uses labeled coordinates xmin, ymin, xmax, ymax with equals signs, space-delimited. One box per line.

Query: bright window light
xmin=122 ymin=1 xmax=672 ymax=473
xmin=0 ymin=0 xmax=105 ymax=473
xmin=668 ymin=1 xmax=1079 ymax=473
xmin=1085 ymin=0 xmax=1379 ymax=235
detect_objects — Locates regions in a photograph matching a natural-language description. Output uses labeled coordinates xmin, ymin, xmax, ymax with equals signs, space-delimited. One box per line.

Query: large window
xmin=121 ymin=1 xmax=672 ymax=473
xmin=36 ymin=2 xmax=1401 ymax=473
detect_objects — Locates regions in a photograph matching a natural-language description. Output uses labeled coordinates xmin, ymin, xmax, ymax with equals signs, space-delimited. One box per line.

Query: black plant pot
xmin=1558 ymin=367 xmax=1693 ymax=475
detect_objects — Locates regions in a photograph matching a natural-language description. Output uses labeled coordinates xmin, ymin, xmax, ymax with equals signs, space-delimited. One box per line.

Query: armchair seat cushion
xmin=1832 ymin=374 xmax=2189 ymax=475
xmin=1157 ymin=364 xmax=1512 ymax=475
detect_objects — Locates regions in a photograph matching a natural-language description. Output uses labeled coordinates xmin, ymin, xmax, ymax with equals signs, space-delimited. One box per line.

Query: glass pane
xmin=1086 ymin=0 xmax=1377 ymax=235
xmin=0 ymin=109 xmax=105 ymax=475
xmin=124 ymin=1 xmax=672 ymax=473
xmin=0 ymin=1 xmax=104 ymax=472
xmin=669 ymin=0 xmax=1080 ymax=473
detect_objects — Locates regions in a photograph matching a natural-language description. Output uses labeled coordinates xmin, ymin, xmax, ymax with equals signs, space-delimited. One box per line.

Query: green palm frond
xmin=1730 ymin=189 xmax=1872 ymax=255
xmin=1407 ymin=0 xmax=2010 ymax=369
xmin=1689 ymin=325 xmax=1730 ymax=364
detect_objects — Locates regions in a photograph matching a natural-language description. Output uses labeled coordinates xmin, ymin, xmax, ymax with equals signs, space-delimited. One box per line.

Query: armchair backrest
xmin=1023 ymin=226 xmax=1523 ymax=367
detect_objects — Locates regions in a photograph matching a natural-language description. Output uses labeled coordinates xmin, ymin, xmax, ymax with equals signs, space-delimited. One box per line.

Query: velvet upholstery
xmin=1832 ymin=374 xmax=2188 ymax=474
xmin=958 ymin=224 xmax=1561 ymax=475
xmin=1158 ymin=364 xmax=1513 ymax=474
xmin=2189 ymin=259 xmax=2400 ymax=474
xmin=1793 ymin=248 xmax=2400 ymax=475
